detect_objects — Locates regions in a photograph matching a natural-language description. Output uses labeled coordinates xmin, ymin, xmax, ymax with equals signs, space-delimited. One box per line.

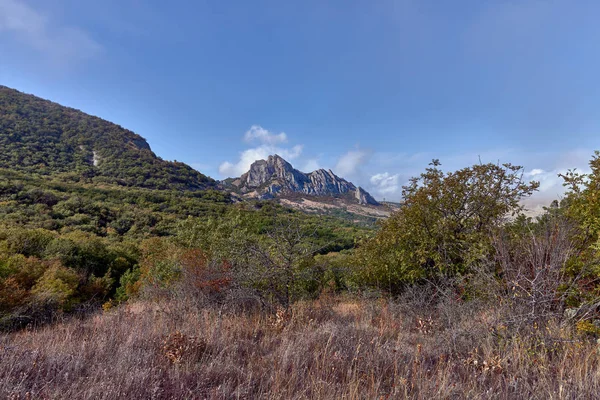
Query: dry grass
xmin=1 ymin=294 xmax=599 ymax=399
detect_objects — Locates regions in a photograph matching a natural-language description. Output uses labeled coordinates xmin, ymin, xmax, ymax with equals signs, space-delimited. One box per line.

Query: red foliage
xmin=179 ymin=249 xmax=232 ymax=295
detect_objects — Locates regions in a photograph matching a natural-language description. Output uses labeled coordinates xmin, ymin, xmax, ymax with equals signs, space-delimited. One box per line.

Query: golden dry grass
xmin=1 ymin=294 xmax=599 ymax=399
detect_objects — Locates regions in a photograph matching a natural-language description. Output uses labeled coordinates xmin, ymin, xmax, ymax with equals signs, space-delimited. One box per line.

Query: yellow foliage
xmin=31 ymin=262 xmax=80 ymax=306
xmin=576 ymin=320 xmax=600 ymax=336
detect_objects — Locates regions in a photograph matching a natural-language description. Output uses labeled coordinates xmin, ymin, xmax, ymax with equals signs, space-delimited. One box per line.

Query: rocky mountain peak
xmin=244 ymin=154 xmax=308 ymax=190
xmin=267 ymin=154 xmax=289 ymax=165
xmin=226 ymin=155 xmax=379 ymax=206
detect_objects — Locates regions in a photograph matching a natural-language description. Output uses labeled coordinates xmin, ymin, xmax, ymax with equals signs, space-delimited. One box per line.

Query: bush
xmin=115 ymin=267 xmax=141 ymax=303
xmin=138 ymin=238 xmax=182 ymax=291
xmin=31 ymin=262 xmax=80 ymax=307
xmin=0 ymin=277 xmax=28 ymax=311
xmin=45 ymin=231 xmax=111 ymax=276
xmin=178 ymin=249 xmax=232 ymax=297
xmin=0 ymin=227 xmax=56 ymax=258
xmin=176 ymin=211 xmax=330 ymax=308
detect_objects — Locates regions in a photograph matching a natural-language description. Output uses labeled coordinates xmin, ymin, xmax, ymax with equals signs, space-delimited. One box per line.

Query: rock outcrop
xmin=355 ymin=186 xmax=378 ymax=206
xmin=226 ymin=155 xmax=379 ymax=205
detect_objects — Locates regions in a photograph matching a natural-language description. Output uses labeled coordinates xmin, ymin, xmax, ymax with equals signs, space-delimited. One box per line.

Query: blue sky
xmin=0 ymin=0 xmax=598 ymax=206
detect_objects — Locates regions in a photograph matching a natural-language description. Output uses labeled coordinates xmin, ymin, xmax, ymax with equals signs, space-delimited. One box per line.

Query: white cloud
xmin=352 ymin=148 xmax=596 ymax=204
xmin=244 ymin=125 xmax=287 ymax=145
xmin=334 ymin=149 xmax=369 ymax=177
xmin=528 ymin=168 xmax=545 ymax=177
xmin=521 ymin=168 xmax=571 ymax=210
xmin=219 ymin=125 xmax=303 ymax=177
xmin=524 ymin=168 xmax=560 ymax=191
xmin=219 ymin=145 xmax=303 ymax=177
xmin=370 ymin=172 xmax=400 ymax=196
xmin=517 ymin=155 xmax=592 ymax=213
xmin=0 ymin=0 xmax=101 ymax=66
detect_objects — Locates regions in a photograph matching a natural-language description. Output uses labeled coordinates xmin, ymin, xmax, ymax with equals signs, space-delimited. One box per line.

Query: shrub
xmin=178 ymin=249 xmax=232 ymax=297
xmin=79 ymin=271 xmax=114 ymax=300
xmin=492 ymin=214 xmax=586 ymax=327
xmin=45 ymin=231 xmax=111 ymax=277
xmin=0 ymin=227 xmax=56 ymax=258
xmin=138 ymin=238 xmax=182 ymax=291
xmin=115 ymin=267 xmax=142 ymax=302
xmin=176 ymin=210 xmax=333 ymax=308
xmin=31 ymin=262 xmax=80 ymax=307
xmin=0 ymin=277 xmax=28 ymax=311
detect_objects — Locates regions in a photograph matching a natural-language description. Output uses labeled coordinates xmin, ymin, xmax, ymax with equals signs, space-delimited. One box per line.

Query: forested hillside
xmin=0 ymin=86 xmax=215 ymax=191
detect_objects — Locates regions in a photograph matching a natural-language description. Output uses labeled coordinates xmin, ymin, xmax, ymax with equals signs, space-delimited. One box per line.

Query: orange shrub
xmin=179 ymin=249 xmax=232 ymax=295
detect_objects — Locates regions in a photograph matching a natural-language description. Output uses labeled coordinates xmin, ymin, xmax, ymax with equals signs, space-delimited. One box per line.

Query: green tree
xmin=558 ymin=151 xmax=600 ymax=304
xmin=561 ymin=151 xmax=600 ymax=247
xmin=353 ymin=160 xmax=539 ymax=291
xmin=176 ymin=208 xmax=332 ymax=308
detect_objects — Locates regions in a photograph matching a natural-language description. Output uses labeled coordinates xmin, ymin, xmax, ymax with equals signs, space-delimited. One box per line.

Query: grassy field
xmin=2 ymin=292 xmax=599 ymax=399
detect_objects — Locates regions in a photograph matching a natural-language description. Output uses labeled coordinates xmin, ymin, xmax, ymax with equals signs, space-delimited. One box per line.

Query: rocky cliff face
xmin=226 ymin=155 xmax=379 ymax=205
xmin=355 ymin=187 xmax=378 ymax=206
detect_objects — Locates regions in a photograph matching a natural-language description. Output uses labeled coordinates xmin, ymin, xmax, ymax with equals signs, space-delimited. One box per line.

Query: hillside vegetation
xmin=0 ymin=176 xmax=364 ymax=329
xmin=3 ymin=152 xmax=600 ymax=398
xmin=1 ymin=87 xmax=600 ymax=398
xmin=0 ymin=86 xmax=214 ymax=191
xmin=0 ymin=87 xmax=367 ymax=329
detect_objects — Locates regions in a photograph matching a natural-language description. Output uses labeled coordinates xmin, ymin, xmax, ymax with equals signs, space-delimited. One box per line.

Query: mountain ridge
xmin=0 ymin=85 xmax=215 ymax=191
xmin=224 ymin=154 xmax=379 ymax=206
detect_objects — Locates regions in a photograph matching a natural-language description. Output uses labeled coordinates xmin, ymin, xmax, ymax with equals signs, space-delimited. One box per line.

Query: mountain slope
xmin=224 ymin=155 xmax=379 ymax=206
xmin=0 ymin=86 xmax=215 ymax=191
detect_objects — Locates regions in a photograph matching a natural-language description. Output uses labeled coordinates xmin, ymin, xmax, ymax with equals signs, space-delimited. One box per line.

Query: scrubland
xmin=2 ymin=289 xmax=599 ymax=400
xmin=3 ymin=152 xmax=600 ymax=399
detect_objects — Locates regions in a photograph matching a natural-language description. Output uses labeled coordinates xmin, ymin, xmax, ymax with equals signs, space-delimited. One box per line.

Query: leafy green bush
xmin=114 ymin=267 xmax=141 ymax=303
xmin=352 ymin=160 xmax=538 ymax=291
xmin=31 ymin=262 xmax=80 ymax=307
xmin=0 ymin=228 xmax=56 ymax=258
